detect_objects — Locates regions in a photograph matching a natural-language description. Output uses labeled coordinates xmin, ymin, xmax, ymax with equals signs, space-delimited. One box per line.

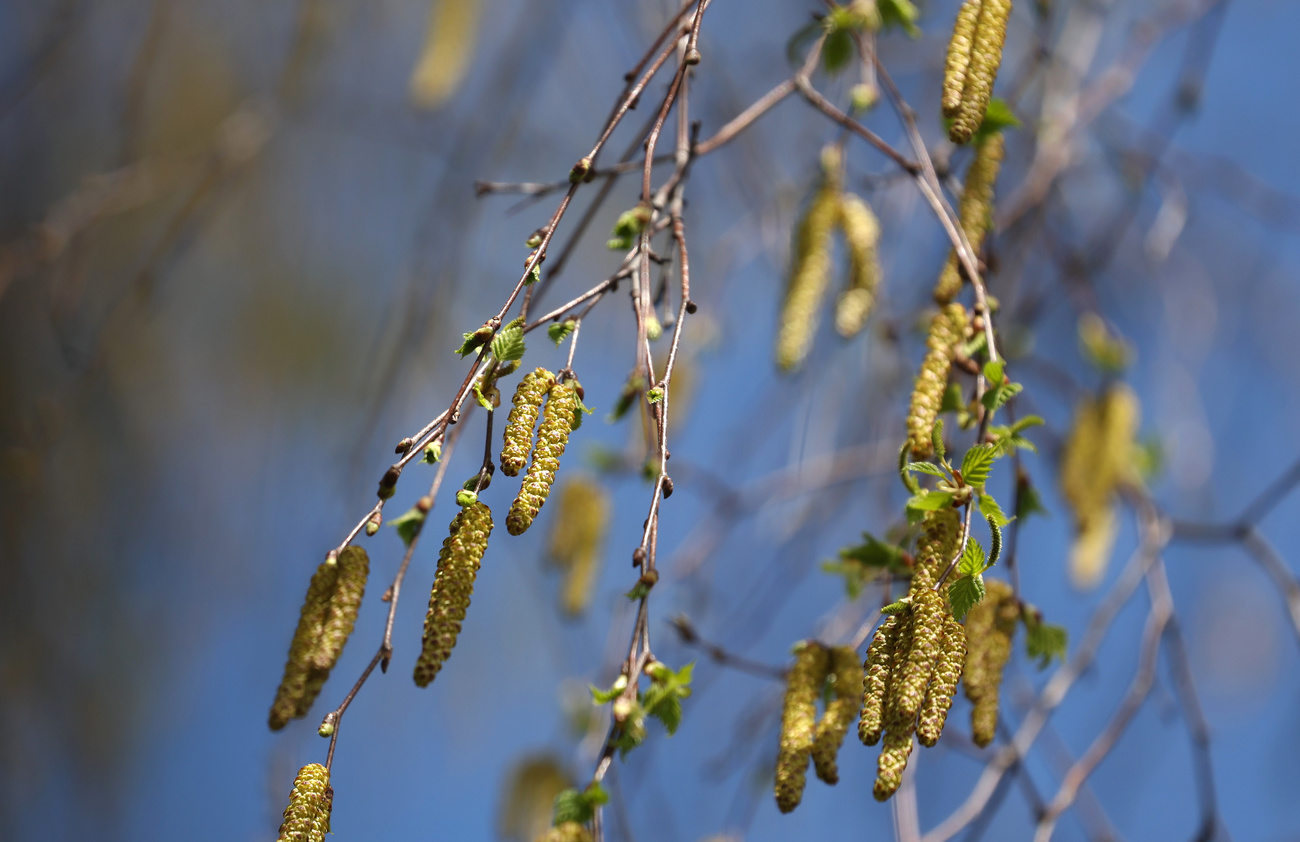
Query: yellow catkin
xmin=776 ymin=157 xmax=841 ymax=372
xmin=962 ymin=579 xmax=1017 ymax=747
xmin=413 ymin=502 xmax=494 ymax=687
xmin=1059 ymin=383 xmax=1140 ymax=589
xmin=906 ymin=303 xmax=969 ymax=459
xmin=858 ymin=616 xmax=898 ymax=746
xmin=534 ymin=823 xmax=593 ymax=842
xmin=498 ymin=755 xmax=572 ymax=842
xmin=308 ymin=545 xmax=369 ymax=670
xmin=891 ymin=587 xmax=946 ymax=728
xmin=942 ymin=0 xmax=983 ymax=117
xmin=409 ymin=0 xmax=482 ymax=109
xmin=910 ymin=508 xmax=962 ymax=595
xmin=949 ymin=0 xmax=1012 ymax=144
xmin=811 ymin=645 xmax=861 ymax=785
xmin=774 ymin=641 xmax=830 ymax=813
xmin=833 ymin=193 xmax=882 ymax=338
xmin=933 ymin=132 xmax=1006 ymax=304
xmin=917 ymin=616 xmax=966 ymax=746
xmin=507 ymin=380 xmax=576 ymax=536
xmin=501 ymin=368 xmax=555 ymax=477
xmin=873 ymin=730 xmax=914 ymax=802
xmin=547 ymin=476 xmax=611 ymax=617
xmin=277 ymin=763 xmax=332 ymax=842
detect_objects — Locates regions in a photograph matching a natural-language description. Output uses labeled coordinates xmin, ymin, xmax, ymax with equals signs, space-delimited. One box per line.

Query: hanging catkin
xmin=413 ymin=502 xmax=494 ymax=687
xmin=501 ymin=368 xmax=555 ymax=477
xmin=308 ymin=546 xmax=369 ymax=670
xmin=833 ymin=193 xmax=882 ymax=338
xmin=277 ymin=763 xmax=332 ymax=842
xmin=906 ymin=303 xmax=969 ymax=459
xmin=946 ymin=0 xmax=1012 ymax=144
xmin=962 ymin=579 xmax=1017 ymax=746
xmin=890 ymin=587 xmax=946 ymax=728
xmin=534 ymin=823 xmax=593 ymax=842
xmin=858 ymin=616 xmax=898 ymax=746
xmin=774 ymin=641 xmax=829 ymax=813
xmin=507 ymin=379 xmax=577 ymax=536
xmin=775 ymin=151 xmax=841 ymax=372
xmin=917 ymin=616 xmax=966 ymax=746
xmin=933 ymin=131 xmax=1005 ymax=304
xmin=811 ymin=645 xmax=861 ymax=785
xmin=547 ymin=476 xmax=611 ymax=617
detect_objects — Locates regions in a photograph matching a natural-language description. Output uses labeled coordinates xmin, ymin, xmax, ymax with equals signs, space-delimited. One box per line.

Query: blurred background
xmin=3 ymin=0 xmax=1300 ymax=839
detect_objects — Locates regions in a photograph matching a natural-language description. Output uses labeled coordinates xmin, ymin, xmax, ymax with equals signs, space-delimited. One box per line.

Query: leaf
xmin=960 ymin=444 xmax=998 ymax=488
xmin=548 ymin=320 xmax=577 ymax=346
xmin=1011 ymin=415 xmax=1044 ymax=435
xmin=456 ymin=325 xmax=493 ymax=358
xmin=553 ymin=784 xmax=609 ymax=826
xmin=491 ymin=324 xmax=526 ymax=362
xmin=590 ymin=683 xmax=622 ymax=705
xmin=625 ymin=580 xmax=652 ymax=601
xmin=821 ymin=28 xmax=854 ymax=74
xmin=948 ymin=573 xmax=985 ymax=621
xmin=958 ymin=537 xmax=986 ymax=578
xmin=939 ymin=381 xmax=966 ymax=414
xmin=607 ymin=375 xmax=645 ymax=423
xmin=646 ymin=387 xmax=664 ymax=405
xmin=571 ymin=391 xmax=594 ymax=431
xmin=932 ymin=418 xmax=946 ymax=463
xmin=1016 ymin=479 xmax=1049 ymax=520
xmin=906 ymin=490 xmax=955 ymax=519
xmin=905 ymin=461 xmax=948 ymax=478
xmin=982 ymin=360 xmax=1004 ymax=386
xmin=825 ymin=534 xmax=909 ymax=598
xmin=785 ymin=19 xmax=823 ymax=68
xmin=878 ymin=0 xmax=920 ymax=36
xmin=979 ymin=493 xmax=1012 ymax=527
xmin=388 ymin=507 xmax=426 ymax=547
xmin=1023 ymin=613 xmax=1068 ymax=669
xmin=645 ymin=692 xmax=683 ymax=735
xmin=973 ymin=98 xmax=1021 ymax=142
xmin=524 ymin=262 xmax=541 ymax=285
xmin=982 ymin=379 xmax=1023 ymax=413
xmin=472 ymin=379 xmax=494 ymax=411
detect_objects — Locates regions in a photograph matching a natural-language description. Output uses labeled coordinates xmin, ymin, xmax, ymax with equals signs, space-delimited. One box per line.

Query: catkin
xmin=774 ymin=642 xmax=830 ymax=813
xmin=834 ymin=193 xmax=882 ymax=338
xmin=858 ymin=616 xmax=898 ymax=746
xmin=962 ymin=579 xmax=1017 ymax=747
xmin=507 ymin=380 xmax=577 ymax=536
xmin=948 ymin=0 xmax=1012 ymax=144
xmin=547 ymin=477 xmax=611 ymax=617
xmin=942 ymin=0 xmax=984 ymax=117
xmin=811 ymin=646 xmax=861 ymax=785
xmin=890 ymin=587 xmax=946 ymax=728
xmin=933 ymin=132 xmax=1006 ymax=304
xmin=776 ymin=164 xmax=841 ymax=372
xmin=873 ymin=730 xmax=914 ymax=802
xmin=414 ymin=502 xmax=494 ymax=687
xmin=277 ymin=763 xmax=332 ymax=842
xmin=499 ymin=755 xmax=572 ymax=842
xmin=910 ymin=508 xmax=962 ymax=595
xmin=309 ymin=546 xmax=369 ymax=670
xmin=917 ymin=617 xmax=966 ymax=746
xmin=906 ymin=303 xmax=969 ymax=459
xmin=501 ymin=368 xmax=555 ymax=477
xmin=535 ymin=823 xmax=593 ymax=842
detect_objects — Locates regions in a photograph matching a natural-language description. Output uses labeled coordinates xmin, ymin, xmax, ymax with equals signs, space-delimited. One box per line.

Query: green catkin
xmin=547 ymin=477 xmax=611 ymax=617
xmin=933 ymin=132 xmax=1006 ymax=304
xmin=891 ymin=587 xmax=946 ymax=728
xmin=910 ymin=508 xmax=962 ymax=596
xmin=507 ymin=379 xmax=576 ymax=536
xmin=812 ymin=645 xmax=861 ymax=785
xmin=308 ymin=545 xmax=369 ymax=670
xmin=413 ymin=502 xmax=494 ymax=687
xmin=873 ymin=730 xmax=914 ymax=802
xmin=917 ymin=617 xmax=967 ymax=746
xmin=942 ymin=0 xmax=983 ymax=117
xmin=535 ymin=823 xmax=593 ymax=842
xmin=949 ymin=0 xmax=1012 ymax=144
xmin=858 ymin=616 xmax=898 ymax=746
xmin=775 ymin=158 xmax=841 ymax=372
xmin=833 ymin=193 xmax=882 ymax=338
xmin=501 ymin=368 xmax=555 ymax=477
xmin=962 ymin=579 xmax=1017 ymax=747
xmin=277 ymin=763 xmax=332 ymax=842
xmin=269 ymin=556 xmax=340 ymax=730
xmin=774 ymin=641 xmax=830 ymax=813
xmin=906 ymin=303 xmax=969 ymax=459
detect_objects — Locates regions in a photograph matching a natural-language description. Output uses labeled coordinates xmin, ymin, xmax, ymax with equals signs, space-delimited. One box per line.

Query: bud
xmin=277 ymin=763 xmax=332 ymax=842
xmin=569 ymin=157 xmax=592 ymax=183
xmin=906 ymin=304 xmax=969 ymax=459
xmin=501 ymin=368 xmax=555 ymax=477
xmin=457 ymin=489 xmax=479 ymax=507
xmin=774 ymin=641 xmax=830 ymax=813
xmin=507 ymin=380 xmax=577 ymax=536
xmin=413 ymin=502 xmax=494 ymax=687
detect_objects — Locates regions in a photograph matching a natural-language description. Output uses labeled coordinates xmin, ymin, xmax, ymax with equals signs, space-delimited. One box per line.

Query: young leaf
xmin=491 ymin=324 xmax=526 ymax=363
xmin=939 ymin=381 xmax=966 ymax=414
xmin=822 ymin=27 xmax=854 ymax=73
xmin=571 ymin=391 xmax=594 ymax=431
xmin=548 ymin=320 xmax=577 ymax=346
xmin=932 ymin=418 xmax=946 ymax=463
xmin=878 ymin=0 xmax=920 ymax=36
xmin=388 ymin=506 xmax=426 ymax=547
xmin=590 ymin=682 xmax=623 ymax=705
xmin=906 ymin=461 xmax=948 ymax=478
xmin=1024 ymin=617 xmax=1068 ymax=669
xmin=948 ymin=573 xmax=985 ymax=621
xmin=456 ymin=325 xmax=493 ymax=358
xmin=958 ymin=537 xmax=986 ymax=578
xmin=979 ymin=492 xmax=1012 ymax=527
xmin=1016 ymin=478 xmax=1049 ymax=520
xmin=906 ymin=490 xmax=955 ymax=515
xmin=982 ymin=379 xmax=1023 ymax=413
xmin=553 ymin=784 xmax=609 ymax=826
xmin=982 ymin=360 xmax=1004 ymax=386
xmin=960 ymin=444 xmax=998 ymax=488
xmin=899 ymin=441 xmax=921 ymax=495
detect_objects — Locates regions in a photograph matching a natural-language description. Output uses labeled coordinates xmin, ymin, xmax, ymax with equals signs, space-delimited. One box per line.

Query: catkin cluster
xmin=943 ymin=0 xmax=1012 ymax=144
xmin=507 ymin=377 xmax=577 ymax=536
xmin=857 ymin=509 xmax=965 ymax=800
xmin=501 ymin=368 xmax=555 ymax=476
xmin=773 ymin=642 xmax=859 ymax=811
xmin=1059 ymin=383 xmax=1140 ymax=589
xmin=933 ymin=132 xmax=1005 ymax=304
xmin=269 ymin=546 xmax=370 ymax=730
xmin=277 ymin=763 xmax=332 ymax=842
xmin=834 ymin=193 xmax=882 ymax=339
xmin=534 ymin=823 xmax=592 ymax=842
xmin=413 ymin=502 xmax=494 ymax=687
xmin=906 ymin=304 xmax=969 ymax=459
xmin=962 ymin=579 xmax=1018 ymax=746
xmin=547 ymin=476 xmax=611 ymax=617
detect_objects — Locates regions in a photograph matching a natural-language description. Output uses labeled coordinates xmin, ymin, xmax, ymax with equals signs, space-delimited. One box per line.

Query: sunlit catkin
xmin=962 ymin=579 xmax=1017 ymax=747
xmin=308 ymin=545 xmax=369 ymax=670
xmin=413 ymin=502 xmax=494 ymax=687
xmin=535 ymin=823 xmax=593 ymax=842
xmin=498 ymin=755 xmax=572 ymax=842
xmin=774 ymin=641 xmax=830 ymax=813
xmin=775 ymin=154 xmax=841 ymax=372
xmin=942 ymin=0 xmax=983 ymax=117
xmin=948 ymin=0 xmax=1012 ymax=144
xmin=508 ymin=379 xmax=577 ymax=535
xmin=910 ymin=508 xmax=962 ymax=595
xmin=547 ymin=476 xmax=611 ymax=617
xmin=833 ymin=193 xmax=882 ymax=338
xmin=501 ymin=368 xmax=554 ymax=477
xmin=873 ymin=730 xmax=914 ymax=802
xmin=858 ymin=616 xmax=898 ymax=746
xmin=891 ymin=587 xmax=946 ymax=728
xmin=917 ymin=616 xmax=966 ymax=746
xmin=812 ymin=646 xmax=861 ymax=785
xmin=270 ymin=553 xmax=343 ymax=730
xmin=933 ymin=132 xmax=1005 ymax=304
xmin=906 ymin=303 xmax=969 ymax=459
xmin=277 ymin=763 xmax=332 ymax=842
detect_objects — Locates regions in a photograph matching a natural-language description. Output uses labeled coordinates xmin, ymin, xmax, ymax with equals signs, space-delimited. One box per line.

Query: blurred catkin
xmin=942 ymin=0 xmax=983 ymax=117
xmin=535 ymin=823 xmax=593 ymax=842
xmin=776 ymin=153 xmax=842 ymax=372
xmin=948 ymin=0 xmax=1012 ymax=144
xmin=907 ymin=303 xmax=969 ymax=459
xmin=774 ymin=642 xmax=830 ymax=813
xmin=501 ymin=368 xmax=554 ymax=477
xmin=277 ymin=763 xmax=332 ymax=842
xmin=811 ymin=645 xmax=861 ymax=784
xmin=508 ymin=379 xmax=577 ymax=536
xmin=413 ymin=502 xmax=494 ymax=687
xmin=917 ymin=616 xmax=966 ymax=746
xmin=834 ymin=193 xmax=882 ymax=338
xmin=498 ymin=755 xmax=572 ymax=842
xmin=409 ymin=0 xmax=482 ymax=109
xmin=873 ymin=730 xmax=913 ymax=802
xmin=547 ymin=476 xmax=611 ymax=617
xmin=933 ymin=132 xmax=1005 ymax=304
xmin=858 ymin=616 xmax=897 ymax=746
xmin=962 ymin=579 xmax=1017 ymax=746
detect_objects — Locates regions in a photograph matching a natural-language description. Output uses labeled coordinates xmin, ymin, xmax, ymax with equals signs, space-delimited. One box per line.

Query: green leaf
xmin=982 ymin=360 xmax=1004 ymax=386
xmin=524 ymin=262 xmax=541 ymax=285
xmin=645 ymin=692 xmax=682 ymax=735
xmin=423 ymin=441 xmax=442 ymax=463
xmin=625 ymin=580 xmax=652 ymax=601
xmin=571 ymin=391 xmax=593 ymax=431
xmin=958 ymin=537 xmax=986 ymax=578
xmin=387 ymin=506 xmax=427 ymax=547
xmin=939 ymin=381 xmax=966 ymax=414
xmin=973 ymin=98 xmax=1021 ymax=142
xmin=822 ymin=28 xmax=854 ymax=74
xmin=553 ymin=784 xmax=609 ymax=826
xmin=590 ymin=681 xmax=623 ymax=705
xmin=826 ymin=533 xmax=910 ymax=598
xmin=960 ymin=444 xmax=998 ymax=488
xmin=932 ymin=418 xmax=946 ymax=463
xmin=548 ymin=319 xmax=577 ymax=346
xmin=1023 ymin=612 xmax=1068 ymax=669
xmin=607 ymin=375 xmax=646 ymax=423
xmin=978 ymin=492 xmax=1012 ymax=527
xmin=607 ymin=206 xmax=650 ymax=251
xmin=471 ymin=379 xmax=494 ymax=411
xmin=905 ymin=461 xmax=948 ymax=478
xmin=786 ymin=19 xmax=823 ymax=68
xmin=491 ymin=324 xmax=526 ymax=363
xmin=1016 ymin=479 xmax=1049 ymax=520
xmin=948 ymin=573 xmax=985 ymax=621
xmin=906 ymin=490 xmax=955 ymax=522
xmin=456 ymin=325 xmax=493 ymax=358
xmin=646 ymin=387 xmax=664 ymax=404
xmin=981 ymin=379 xmax=1023 ymax=413
xmin=1010 ymin=415 xmax=1044 ymax=435
xmin=878 ymin=0 xmax=920 ymax=36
